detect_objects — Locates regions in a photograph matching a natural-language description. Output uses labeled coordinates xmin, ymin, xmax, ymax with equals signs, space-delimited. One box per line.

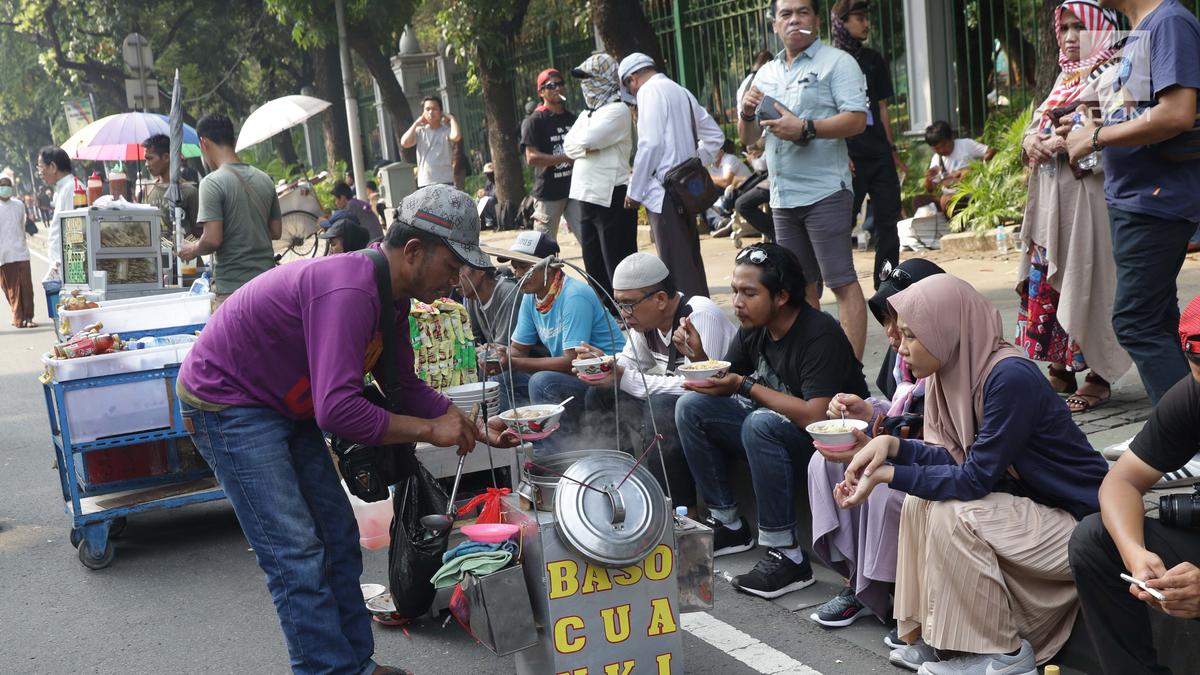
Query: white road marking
xmin=682 ymin=611 xmax=824 ymax=675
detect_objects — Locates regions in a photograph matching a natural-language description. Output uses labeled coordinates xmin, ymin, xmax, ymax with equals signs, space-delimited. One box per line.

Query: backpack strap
xmin=646 ymin=294 xmax=693 ymax=374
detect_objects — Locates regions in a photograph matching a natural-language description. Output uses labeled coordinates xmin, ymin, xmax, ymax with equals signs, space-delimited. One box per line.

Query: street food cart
xmin=41 ymin=288 xmax=221 ymax=570
xmin=442 ymin=449 xmax=714 ymax=674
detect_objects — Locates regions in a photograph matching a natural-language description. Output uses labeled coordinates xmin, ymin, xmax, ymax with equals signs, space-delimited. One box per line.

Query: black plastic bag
xmin=387 ymin=462 xmax=451 ymax=619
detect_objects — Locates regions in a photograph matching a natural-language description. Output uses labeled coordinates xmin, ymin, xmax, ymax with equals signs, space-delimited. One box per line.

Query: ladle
xmin=420 ymin=453 xmax=466 ymax=534
xmin=421 ymin=403 xmax=478 ymax=534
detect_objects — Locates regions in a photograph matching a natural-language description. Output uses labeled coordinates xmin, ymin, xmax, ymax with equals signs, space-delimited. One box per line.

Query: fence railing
xmin=406 ymin=0 xmax=1200 ymax=173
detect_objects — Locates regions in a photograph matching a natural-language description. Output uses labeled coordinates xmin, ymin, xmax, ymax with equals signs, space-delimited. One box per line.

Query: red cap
xmin=1180 ymin=295 xmax=1200 ymax=354
xmin=536 ymin=68 xmax=563 ymax=90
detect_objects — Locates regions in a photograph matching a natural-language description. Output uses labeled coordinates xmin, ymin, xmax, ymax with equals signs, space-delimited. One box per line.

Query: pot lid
xmin=553 ymin=452 xmax=668 ymax=567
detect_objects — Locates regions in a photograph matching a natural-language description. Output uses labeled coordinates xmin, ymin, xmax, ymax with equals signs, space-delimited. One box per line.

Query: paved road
xmin=5 ymin=232 xmax=1199 ymax=674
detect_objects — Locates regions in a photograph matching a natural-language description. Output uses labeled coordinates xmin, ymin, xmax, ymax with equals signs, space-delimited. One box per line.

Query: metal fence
xmin=412 ymin=0 xmax=1200 ymax=171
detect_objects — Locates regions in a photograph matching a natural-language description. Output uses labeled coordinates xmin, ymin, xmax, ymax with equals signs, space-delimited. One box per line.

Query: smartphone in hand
xmin=756 ymin=95 xmax=786 ymax=122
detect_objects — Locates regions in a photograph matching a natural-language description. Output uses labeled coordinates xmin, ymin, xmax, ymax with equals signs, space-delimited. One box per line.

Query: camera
xmin=1159 ymin=483 xmax=1200 ymax=528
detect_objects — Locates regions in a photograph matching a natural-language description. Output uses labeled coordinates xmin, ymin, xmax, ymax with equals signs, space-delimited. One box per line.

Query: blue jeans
xmin=528 ymin=371 xmax=591 ymax=454
xmin=495 ymin=371 xmax=532 ymax=414
xmin=181 ymin=402 xmax=376 ymax=675
xmin=1109 ymin=207 xmax=1196 ymax=403
xmin=676 ymin=393 xmax=814 ymax=548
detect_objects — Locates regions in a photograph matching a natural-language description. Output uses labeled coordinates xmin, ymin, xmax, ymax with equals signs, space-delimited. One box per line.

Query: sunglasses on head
xmin=736 ymin=247 xmax=769 ymax=265
xmin=542 ymin=81 xmax=564 ymax=90
xmin=879 ymin=261 xmax=913 ymax=290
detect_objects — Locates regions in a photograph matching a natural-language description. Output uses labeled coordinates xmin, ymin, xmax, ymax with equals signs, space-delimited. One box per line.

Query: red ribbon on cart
xmin=456 ymin=487 xmax=511 ymax=524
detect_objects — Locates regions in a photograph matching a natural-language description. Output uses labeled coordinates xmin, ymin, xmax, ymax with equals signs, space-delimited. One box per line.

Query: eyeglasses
xmin=615 ymin=293 xmax=655 ymax=315
xmin=736 ymin=247 xmax=769 ymax=265
xmin=879 ymin=262 xmax=913 ymax=290
xmin=542 ymin=81 xmax=564 ymax=91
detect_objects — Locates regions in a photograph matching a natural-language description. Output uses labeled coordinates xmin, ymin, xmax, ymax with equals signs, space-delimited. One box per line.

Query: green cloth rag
xmin=431 ymin=550 xmax=514 ymax=589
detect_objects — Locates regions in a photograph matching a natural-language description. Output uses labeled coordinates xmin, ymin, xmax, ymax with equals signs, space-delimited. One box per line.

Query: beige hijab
xmin=889 ymin=275 xmax=1026 ymax=462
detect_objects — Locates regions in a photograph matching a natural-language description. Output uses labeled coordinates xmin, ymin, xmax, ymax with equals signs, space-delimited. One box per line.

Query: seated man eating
xmin=576 ymin=252 xmax=738 ymax=511
xmin=676 ymin=242 xmax=869 ymax=599
xmin=489 ymin=231 xmax=624 ymax=450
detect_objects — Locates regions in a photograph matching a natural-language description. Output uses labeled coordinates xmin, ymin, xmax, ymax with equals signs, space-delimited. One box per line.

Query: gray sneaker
xmin=889 ymin=640 xmax=938 ymax=672
xmin=918 ymin=640 xmax=1036 ymax=675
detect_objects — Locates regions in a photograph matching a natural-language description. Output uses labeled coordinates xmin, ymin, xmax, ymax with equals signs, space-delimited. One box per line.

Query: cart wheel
xmin=108 ymin=517 xmax=127 ymax=538
xmin=69 ymin=528 xmax=82 ymax=549
xmin=78 ymin=539 xmax=115 ymax=570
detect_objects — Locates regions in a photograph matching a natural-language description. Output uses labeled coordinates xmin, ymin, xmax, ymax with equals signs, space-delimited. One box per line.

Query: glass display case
xmin=56 ymin=204 xmax=166 ymax=297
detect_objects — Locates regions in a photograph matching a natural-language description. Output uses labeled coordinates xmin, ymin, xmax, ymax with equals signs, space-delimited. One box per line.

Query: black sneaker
xmin=705 ymin=516 xmax=756 ymax=557
xmin=732 ymin=548 xmax=815 ymax=599
xmin=809 ymin=586 xmax=874 ymax=627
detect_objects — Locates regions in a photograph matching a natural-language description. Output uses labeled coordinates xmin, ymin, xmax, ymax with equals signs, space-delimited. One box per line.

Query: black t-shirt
xmin=1132 ymin=374 xmax=1200 ymax=473
xmin=520 ymin=108 xmax=576 ymax=200
xmin=724 ymin=305 xmax=869 ymax=403
xmin=845 ymin=48 xmax=895 ymax=160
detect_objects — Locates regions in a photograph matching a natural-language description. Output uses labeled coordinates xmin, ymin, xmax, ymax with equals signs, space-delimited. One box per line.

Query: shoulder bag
xmin=660 ymin=97 xmax=722 ymax=217
xmin=331 ymin=248 xmax=419 ymax=502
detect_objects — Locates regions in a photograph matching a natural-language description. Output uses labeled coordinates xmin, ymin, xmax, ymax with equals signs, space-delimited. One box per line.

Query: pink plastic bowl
xmin=813 ymin=440 xmax=858 ymax=454
xmin=461 ymin=523 xmax=520 ymax=543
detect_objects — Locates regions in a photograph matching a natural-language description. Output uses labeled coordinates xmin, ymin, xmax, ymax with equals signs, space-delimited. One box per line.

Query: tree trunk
xmin=275 ymin=131 xmax=299 ymax=168
xmin=347 ymin=28 xmax=416 ymax=161
xmin=1033 ymin=0 xmax=1061 ymax=105
xmin=313 ymin=43 xmax=352 ymax=175
xmin=476 ymin=47 xmax=525 ymax=205
xmin=590 ymin=0 xmax=665 ymax=64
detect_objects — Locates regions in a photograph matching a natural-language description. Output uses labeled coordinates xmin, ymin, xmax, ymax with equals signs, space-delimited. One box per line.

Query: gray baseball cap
xmin=394 ymin=184 xmax=490 ymax=269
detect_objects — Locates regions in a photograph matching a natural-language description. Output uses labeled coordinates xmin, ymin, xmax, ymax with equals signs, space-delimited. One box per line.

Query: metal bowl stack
xmin=443 ymin=381 xmax=501 ymax=418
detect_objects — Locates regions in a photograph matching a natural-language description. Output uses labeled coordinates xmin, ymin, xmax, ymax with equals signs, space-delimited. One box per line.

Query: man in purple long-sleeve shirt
xmin=178 ymin=185 xmax=516 ymax=675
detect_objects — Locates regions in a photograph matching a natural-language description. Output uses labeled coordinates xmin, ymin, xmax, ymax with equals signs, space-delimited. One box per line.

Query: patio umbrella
xmin=166 ymin=70 xmax=185 ymax=287
xmin=235 ymin=95 xmax=332 ymax=152
xmin=61 ymin=112 xmax=201 ymax=161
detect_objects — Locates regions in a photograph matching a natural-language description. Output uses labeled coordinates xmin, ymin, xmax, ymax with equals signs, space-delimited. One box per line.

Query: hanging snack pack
xmin=409 ymin=298 xmax=479 ymax=391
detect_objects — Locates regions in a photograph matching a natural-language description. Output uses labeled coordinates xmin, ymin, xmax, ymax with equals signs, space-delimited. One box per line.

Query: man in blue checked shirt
xmin=738 ymin=0 xmax=870 ymax=363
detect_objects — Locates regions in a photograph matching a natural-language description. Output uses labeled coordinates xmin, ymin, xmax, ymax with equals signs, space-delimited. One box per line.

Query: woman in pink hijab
xmin=1017 ymin=0 xmax=1130 ymax=412
xmin=837 ymin=274 xmax=1108 ymax=674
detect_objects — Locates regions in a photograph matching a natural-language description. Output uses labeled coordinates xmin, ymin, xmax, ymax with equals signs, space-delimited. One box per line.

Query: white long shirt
xmin=616 ymin=295 xmax=738 ymax=398
xmin=0 ymin=198 xmax=30 ymax=266
xmin=563 ymin=100 xmax=632 ymax=207
xmin=627 ymin=74 xmax=725 ymax=214
xmin=44 ymin=173 xmax=75 ymax=281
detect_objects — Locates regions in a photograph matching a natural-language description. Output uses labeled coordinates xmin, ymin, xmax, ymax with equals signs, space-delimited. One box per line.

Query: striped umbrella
xmin=61 ymin=112 xmax=201 ymax=161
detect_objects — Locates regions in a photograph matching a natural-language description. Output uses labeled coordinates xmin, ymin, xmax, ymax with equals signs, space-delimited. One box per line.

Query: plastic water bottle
xmin=1073 ymin=113 xmax=1101 ymax=170
xmin=135 ymin=335 xmax=198 ymax=349
xmin=1037 ymin=125 xmax=1058 ymax=176
xmin=996 ymin=227 xmax=1009 ymax=254
xmin=188 ymin=271 xmax=210 ymax=296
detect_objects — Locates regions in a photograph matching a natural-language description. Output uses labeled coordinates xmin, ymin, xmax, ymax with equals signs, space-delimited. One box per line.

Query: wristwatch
xmin=740 ymin=111 xmax=757 ymax=122
xmin=1091 ymin=126 xmax=1104 ymax=153
xmin=805 ymin=118 xmax=817 ymax=141
xmin=738 ymin=374 xmax=757 ymax=398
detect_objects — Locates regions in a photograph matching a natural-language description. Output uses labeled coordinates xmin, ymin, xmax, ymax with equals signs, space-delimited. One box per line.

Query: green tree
xmin=436 ymin=0 xmax=533 ymax=205
xmin=264 ymin=0 xmax=419 ymax=165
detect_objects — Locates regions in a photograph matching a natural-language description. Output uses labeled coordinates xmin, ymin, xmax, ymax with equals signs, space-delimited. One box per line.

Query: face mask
xmin=0 ymin=186 xmax=13 ymax=199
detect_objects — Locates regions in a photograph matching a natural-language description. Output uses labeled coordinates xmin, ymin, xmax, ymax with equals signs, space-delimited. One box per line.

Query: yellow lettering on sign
xmin=547 ymin=560 xmax=580 ymax=599
xmin=611 ymin=564 xmax=643 ymax=586
xmin=556 ymin=670 xmax=588 ymax=675
xmin=553 ymin=615 xmax=587 ymax=653
xmin=582 ymin=563 xmax=614 ymax=595
xmin=600 ymin=603 xmax=632 ymax=643
xmin=656 ymin=652 xmax=674 ymax=674
xmin=644 ymin=544 xmax=673 ymax=581
xmin=646 ymin=597 xmax=678 ymax=636
xmin=603 ymin=660 xmax=635 ymax=675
